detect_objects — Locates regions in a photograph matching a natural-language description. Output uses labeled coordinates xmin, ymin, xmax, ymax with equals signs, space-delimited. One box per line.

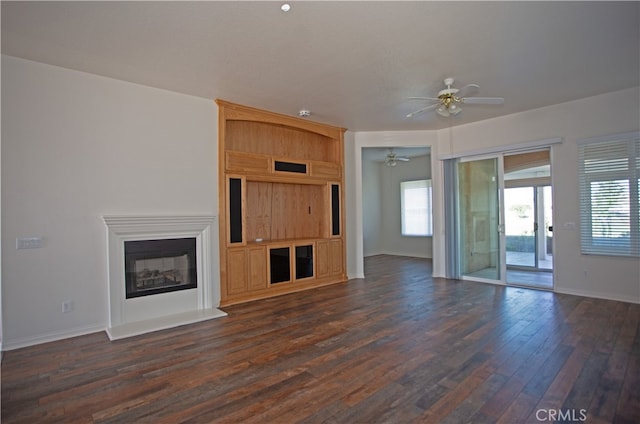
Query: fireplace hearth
xmin=125 ymin=238 xmax=197 ymax=298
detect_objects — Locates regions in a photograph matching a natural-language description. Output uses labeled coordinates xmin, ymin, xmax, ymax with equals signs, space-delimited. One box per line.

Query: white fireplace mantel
xmin=103 ymin=214 xmax=226 ymax=340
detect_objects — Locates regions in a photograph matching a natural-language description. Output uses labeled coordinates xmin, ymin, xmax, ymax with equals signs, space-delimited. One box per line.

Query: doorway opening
xmin=361 ymin=146 xmax=432 ymax=269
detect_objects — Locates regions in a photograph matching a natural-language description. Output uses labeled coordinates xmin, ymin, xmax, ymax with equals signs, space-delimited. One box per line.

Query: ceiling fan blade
xmin=461 ymin=97 xmax=505 ymax=105
xmin=405 ymin=103 xmax=439 ymax=118
xmin=454 ymin=84 xmax=479 ymax=98
xmin=396 ymin=157 xmax=410 ymax=162
xmin=408 ymin=97 xmax=439 ymax=101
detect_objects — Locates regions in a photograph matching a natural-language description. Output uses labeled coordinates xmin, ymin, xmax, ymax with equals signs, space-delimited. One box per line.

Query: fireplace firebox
xmin=124 ymin=238 xmax=197 ymax=299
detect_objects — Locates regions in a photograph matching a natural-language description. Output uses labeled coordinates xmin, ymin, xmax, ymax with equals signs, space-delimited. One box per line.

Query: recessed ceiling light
xmin=281 ymin=4 xmax=291 ymax=12
xmin=298 ymin=109 xmax=311 ymax=117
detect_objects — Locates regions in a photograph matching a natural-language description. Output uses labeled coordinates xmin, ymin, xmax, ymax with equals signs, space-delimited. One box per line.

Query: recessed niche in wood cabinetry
xmin=245 ymin=181 xmax=326 ymax=242
xmin=269 ymin=247 xmax=291 ymax=284
xmin=225 ymin=120 xmax=340 ymax=164
xmin=295 ymin=245 xmax=314 ymax=280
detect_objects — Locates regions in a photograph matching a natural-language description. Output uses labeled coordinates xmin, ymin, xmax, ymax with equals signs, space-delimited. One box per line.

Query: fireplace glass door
xmin=125 ymin=238 xmax=197 ymax=298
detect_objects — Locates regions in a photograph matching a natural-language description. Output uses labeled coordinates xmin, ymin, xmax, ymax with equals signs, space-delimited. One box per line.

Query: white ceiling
xmin=2 ymin=1 xmax=638 ymax=132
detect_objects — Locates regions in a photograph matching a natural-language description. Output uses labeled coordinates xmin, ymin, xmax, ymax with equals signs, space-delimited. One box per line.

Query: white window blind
xmin=578 ymin=133 xmax=640 ymax=257
xmin=401 ymin=179 xmax=433 ymax=236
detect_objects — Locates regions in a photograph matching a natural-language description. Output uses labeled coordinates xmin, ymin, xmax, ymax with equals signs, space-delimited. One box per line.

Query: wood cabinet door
xmin=227 ymin=249 xmax=247 ymax=295
xmin=316 ymin=240 xmax=330 ymax=278
xmin=317 ymin=239 xmax=342 ymax=278
xmin=329 ymin=239 xmax=343 ymax=275
xmin=248 ymin=247 xmax=267 ymax=290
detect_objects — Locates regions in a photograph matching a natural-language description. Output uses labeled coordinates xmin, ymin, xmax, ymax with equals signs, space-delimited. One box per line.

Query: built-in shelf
xmin=216 ymin=99 xmax=347 ymax=306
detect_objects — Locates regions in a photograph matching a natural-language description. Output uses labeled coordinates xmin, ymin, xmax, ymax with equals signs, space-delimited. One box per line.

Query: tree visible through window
xmin=590 ymin=180 xmax=629 ymax=240
xmin=401 ymin=179 xmax=433 ymax=236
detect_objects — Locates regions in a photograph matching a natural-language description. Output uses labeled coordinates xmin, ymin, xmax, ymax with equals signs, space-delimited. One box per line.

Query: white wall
xmin=344 ymin=131 xmax=359 ymax=280
xmin=362 ymin=158 xmax=382 ymax=256
xmin=363 ymin=154 xmax=432 ymax=258
xmin=0 ymin=55 xmax=3 ymax=353
xmin=432 ymin=87 xmax=640 ymax=303
xmin=1 ymin=56 xmax=218 ymax=349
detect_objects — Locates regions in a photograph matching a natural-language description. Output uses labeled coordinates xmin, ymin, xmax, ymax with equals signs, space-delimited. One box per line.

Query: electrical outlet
xmin=62 ymin=300 xmax=73 ymax=313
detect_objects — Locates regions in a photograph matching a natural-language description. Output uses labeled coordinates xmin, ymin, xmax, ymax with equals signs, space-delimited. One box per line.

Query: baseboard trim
xmin=554 ymin=287 xmax=639 ymax=304
xmin=2 ymin=324 xmax=106 ymax=351
xmin=365 ymin=251 xmax=432 ymax=259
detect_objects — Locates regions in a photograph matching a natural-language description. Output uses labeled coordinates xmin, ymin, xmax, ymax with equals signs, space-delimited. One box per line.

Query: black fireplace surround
xmin=124 ymin=238 xmax=197 ymax=299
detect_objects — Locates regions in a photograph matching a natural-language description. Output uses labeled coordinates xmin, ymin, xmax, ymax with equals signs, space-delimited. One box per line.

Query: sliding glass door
xmin=457 ymin=157 xmax=504 ymax=282
xmin=449 ymin=148 xmax=554 ymax=289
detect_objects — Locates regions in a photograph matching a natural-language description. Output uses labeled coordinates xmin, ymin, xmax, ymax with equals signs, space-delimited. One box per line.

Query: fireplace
xmin=125 ymin=238 xmax=197 ymax=298
xmin=103 ymin=215 xmax=226 ymax=340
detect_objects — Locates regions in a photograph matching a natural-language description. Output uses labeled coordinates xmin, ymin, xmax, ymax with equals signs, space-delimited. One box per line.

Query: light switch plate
xmin=16 ymin=237 xmax=43 ymax=249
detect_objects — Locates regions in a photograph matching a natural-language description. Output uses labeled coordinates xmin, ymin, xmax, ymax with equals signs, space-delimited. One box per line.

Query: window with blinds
xmin=578 ymin=132 xmax=640 ymax=257
xmin=401 ymin=179 xmax=433 ymax=236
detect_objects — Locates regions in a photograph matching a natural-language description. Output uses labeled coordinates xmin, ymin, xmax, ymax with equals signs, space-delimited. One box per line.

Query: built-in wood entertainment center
xmin=216 ymin=100 xmax=347 ymax=306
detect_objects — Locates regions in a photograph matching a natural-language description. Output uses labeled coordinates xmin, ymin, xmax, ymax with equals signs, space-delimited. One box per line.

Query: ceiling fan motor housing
xmin=438 ymin=87 xmax=458 ymax=97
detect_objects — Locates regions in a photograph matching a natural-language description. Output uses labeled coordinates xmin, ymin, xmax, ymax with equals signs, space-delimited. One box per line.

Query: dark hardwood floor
xmin=2 ymin=255 xmax=638 ymax=423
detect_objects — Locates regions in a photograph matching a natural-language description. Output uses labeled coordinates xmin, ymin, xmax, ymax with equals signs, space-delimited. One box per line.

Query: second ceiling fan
xmin=385 ymin=149 xmax=410 ymax=167
xmin=406 ymin=77 xmax=504 ymax=118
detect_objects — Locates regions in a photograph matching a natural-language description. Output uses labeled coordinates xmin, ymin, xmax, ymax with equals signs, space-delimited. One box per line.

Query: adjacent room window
xmin=401 ymin=179 xmax=433 ymax=236
xmin=578 ymin=132 xmax=639 ymax=257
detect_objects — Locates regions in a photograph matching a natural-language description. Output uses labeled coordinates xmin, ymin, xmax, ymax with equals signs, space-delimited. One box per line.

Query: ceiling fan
xmin=385 ymin=149 xmax=410 ymax=167
xmin=406 ymin=77 xmax=504 ymax=118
